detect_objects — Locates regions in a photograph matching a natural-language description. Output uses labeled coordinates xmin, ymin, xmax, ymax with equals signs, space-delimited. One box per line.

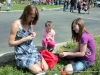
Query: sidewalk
xmin=0 ymin=42 xmax=67 ymax=63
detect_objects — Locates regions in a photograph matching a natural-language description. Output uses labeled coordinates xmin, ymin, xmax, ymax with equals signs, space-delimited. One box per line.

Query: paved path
xmin=0 ymin=7 xmax=100 ymax=54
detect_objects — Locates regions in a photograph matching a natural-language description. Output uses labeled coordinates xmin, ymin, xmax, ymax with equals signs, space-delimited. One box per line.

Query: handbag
xmin=39 ymin=50 xmax=58 ymax=70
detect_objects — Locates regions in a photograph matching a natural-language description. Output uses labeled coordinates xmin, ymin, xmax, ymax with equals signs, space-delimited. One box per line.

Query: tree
xmin=0 ymin=0 xmax=5 ymax=3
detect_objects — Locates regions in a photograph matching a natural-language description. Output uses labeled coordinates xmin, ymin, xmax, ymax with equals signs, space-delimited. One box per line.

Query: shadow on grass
xmin=54 ymin=53 xmax=69 ymax=65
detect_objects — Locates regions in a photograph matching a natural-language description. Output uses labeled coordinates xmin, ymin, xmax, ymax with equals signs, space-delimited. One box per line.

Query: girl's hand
xmin=31 ymin=32 xmax=36 ymax=37
xmin=49 ymin=37 xmax=53 ymax=41
xmin=25 ymin=35 xmax=33 ymax=41
xmin=59 ymin=52 xmax=69 ymax=58
xmin=59 ymin=53 xmax=64 ymax=58
xmin=46 ymin=37 xmax=49 ymax=40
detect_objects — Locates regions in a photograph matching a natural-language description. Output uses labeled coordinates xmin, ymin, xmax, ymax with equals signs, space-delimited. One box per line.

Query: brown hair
xmin=71 ymin=18 xmax=89 ymax=42
xmin=19 ymin=4 xmax=39 ymax=25
xmin=45 ymin=21 xmax=53 ymax=27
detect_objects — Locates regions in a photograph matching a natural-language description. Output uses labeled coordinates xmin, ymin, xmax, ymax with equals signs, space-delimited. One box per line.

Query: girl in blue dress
xmin=9 ymin=4 xmax=48 ymax=74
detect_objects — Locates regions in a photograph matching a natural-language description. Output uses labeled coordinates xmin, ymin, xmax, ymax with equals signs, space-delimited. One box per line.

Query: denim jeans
xmin=70 ymin=5 xmax=74 ymax=12
xmin=64 ymin=56 xmax=90 ymax=72
xmin=63 ymin=5 xmax=67 ymax=11
xmin=7 ymin=3 xmax=11 ymax=10
xmin=72 ymin=61 xmax=90 ymax=72
xmin=56 ymin=1 xmax=59 ymax=5
xmin=77 ymin=3 xmax=81 ymax=13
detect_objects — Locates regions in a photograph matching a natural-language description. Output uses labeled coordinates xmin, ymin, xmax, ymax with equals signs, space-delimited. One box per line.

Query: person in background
xmin=70 ymin=0 xmax=76 ymax=12
xmin=56 ymin=0 xmax=59 ymax=5
xmin=77 ymin=0 xmax=83 ymax=13
xmin=42 ymin=21 xmax=56 ymax=52
xmin=82 ymin=1 xmax=88 ymax=12
xmin=0 ymin=3 xmax=2 ymax=11
xmin=67 ymin=0 xmax=69 ymax=9
xmin=63 ymin=0 xmax=68 ymax=11
xmin=87 ymin=0 xmax=92 ymax=14
xmin=6 ymin=0 xmax=11 ymax=11
xmin=59 ymin=18 xmax=96 ymax=74
xmin=8 ymin=4 xmax=48 ymax=75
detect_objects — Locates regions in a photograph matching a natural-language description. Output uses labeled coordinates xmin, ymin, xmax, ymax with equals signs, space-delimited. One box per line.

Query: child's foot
xmin=49 ymin=47 xmax=56 ymax=53
xmin=48 ymin=48 xmax=53 ymax=52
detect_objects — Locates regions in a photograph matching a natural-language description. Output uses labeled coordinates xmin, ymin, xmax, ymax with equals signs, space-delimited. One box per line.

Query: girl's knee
xmin=64 ymin=64 xmax=73 ymax=74
xmin=29 ymin=68 xmax=42 ymax=74
xmin=43 ymin=65 xmax=49 ymax=71
xmin=42 ymin=38 xmax=47 ymax=46
xmin=28 ymin=64 xmax=42 ymax=74
xmin=49 ymin=41 xmax=55 ymax=48
xmin=42 ymin=38 xmax=46 ymax=43
xmin=42 ymin=38 xmax=46 ymax=41
xmin=42 ymin=62 xmax=49 ymax=70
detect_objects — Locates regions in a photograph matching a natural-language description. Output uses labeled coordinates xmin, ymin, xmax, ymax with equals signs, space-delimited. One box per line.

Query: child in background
xmin=59 ymin=18 xmax=96 ymax=74
xmin=42 ymin=21 xmax=56 ymax=52
xmin=82 ymin=2 xmax=87 ymax=12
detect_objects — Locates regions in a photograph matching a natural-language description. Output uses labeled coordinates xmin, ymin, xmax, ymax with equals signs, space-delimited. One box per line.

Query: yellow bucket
xmin=91 ymin=3 xmax=94 ymax=7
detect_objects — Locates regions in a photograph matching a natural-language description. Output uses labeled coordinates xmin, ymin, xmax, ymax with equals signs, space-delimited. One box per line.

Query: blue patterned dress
xmin=14 ymin=25 xmax=41 ymax=68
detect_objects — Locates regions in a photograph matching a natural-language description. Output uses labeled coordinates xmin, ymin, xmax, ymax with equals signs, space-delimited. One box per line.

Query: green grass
xmin=0 ymin=36 xmax=100 ymax=75
xmin=1 ymin=4 xmax=62 ymax=11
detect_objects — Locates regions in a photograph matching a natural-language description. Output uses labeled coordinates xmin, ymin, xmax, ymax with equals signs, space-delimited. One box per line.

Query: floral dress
xmin=14 ymin=23 xmax=41 ymax=68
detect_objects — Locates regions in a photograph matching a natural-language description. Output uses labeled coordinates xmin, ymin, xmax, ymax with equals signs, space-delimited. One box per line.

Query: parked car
xmin=94 ymin=0 xmax=100 ymax=7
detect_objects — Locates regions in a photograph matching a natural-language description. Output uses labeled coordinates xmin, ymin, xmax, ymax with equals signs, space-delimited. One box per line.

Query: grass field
xmin=0 ymin=36 xmax=100 ymax=75
xmin=1 ymin=4 xmax=62 ymax=11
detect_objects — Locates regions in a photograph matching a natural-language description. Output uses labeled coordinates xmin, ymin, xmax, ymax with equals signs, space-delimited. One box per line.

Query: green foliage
xmin=0 ymin=0 xmax=4 ymax=3
xmin=0 ymin=36 xmax=100 ymax=75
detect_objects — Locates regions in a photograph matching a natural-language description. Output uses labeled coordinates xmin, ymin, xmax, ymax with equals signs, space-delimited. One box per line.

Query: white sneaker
xmin=52 ymin=47 xmax=56 ymax=53
xmin=36 ymin=71 xmax=46 ymax=75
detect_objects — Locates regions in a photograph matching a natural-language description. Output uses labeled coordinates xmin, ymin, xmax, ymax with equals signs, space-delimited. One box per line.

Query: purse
xmin=39 ymin=50 xmax=58 ymax=70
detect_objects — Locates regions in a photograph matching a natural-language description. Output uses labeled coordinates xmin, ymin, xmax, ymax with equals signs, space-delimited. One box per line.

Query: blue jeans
xmin=72 ymin=61 xmax=90 ymax=72
xmin=7 ymin=3 xmax=11 ymax=10
xmin=64 ymin=56 xmax=90 ymax=72
xmin=77 ymin=3 xmax=81 ymax=13
xmin=70 ymin=5 xmax=74 ymax=12
xmin=63 ymin=5 xmax=67 ymax=11
xmin=56 ymin=1 xmax=59 ymax=5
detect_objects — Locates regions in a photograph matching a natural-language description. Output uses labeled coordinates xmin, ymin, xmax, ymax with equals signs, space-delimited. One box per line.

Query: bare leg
xmin=28 ymin=59 xmax=48 ymax=74
xmin=37 ymin=59 xmax=49 ymax=70
xmin=28 ymin=62 xmax=42 ymax=74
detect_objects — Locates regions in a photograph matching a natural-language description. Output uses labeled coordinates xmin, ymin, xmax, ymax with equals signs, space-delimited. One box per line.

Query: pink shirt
xmin=43 ymin=29 xmax=55 ymax=38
